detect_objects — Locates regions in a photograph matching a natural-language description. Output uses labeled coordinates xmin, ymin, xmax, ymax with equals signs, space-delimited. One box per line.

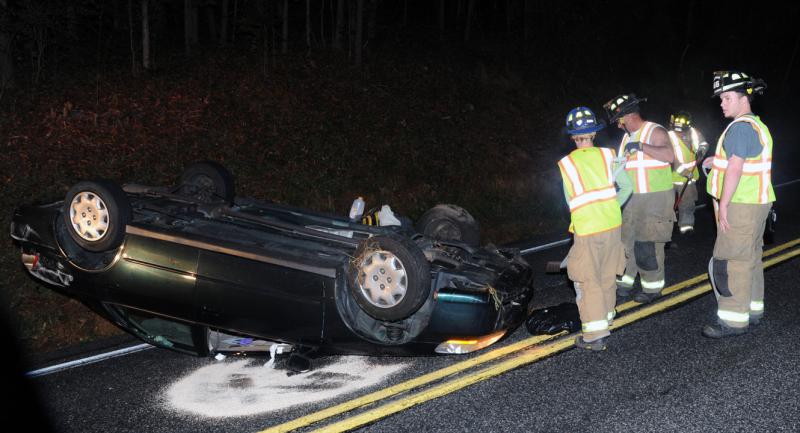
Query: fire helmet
xmin=603 ymin=94 xmax=647 ymax=123
xmin=670 ymin=111 xmax=692 ymax=132
xmin=565 ymin=106 xmax=605 ymax=135
xmin=711 ymin=70 xmax=767 ymax=97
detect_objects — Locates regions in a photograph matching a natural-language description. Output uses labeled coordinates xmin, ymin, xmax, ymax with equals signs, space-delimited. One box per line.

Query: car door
xmin=104 ymin=231 xmax=200 ymax=321
xmin=194 ymin=249 xmax=330 ymax=344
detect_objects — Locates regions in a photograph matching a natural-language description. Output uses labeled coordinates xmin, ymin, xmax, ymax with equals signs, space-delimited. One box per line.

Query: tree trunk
xmin=0 ymin=0 xmax=14 ymax=91
xmin=220 ymin=0 xmax=229 ymax=44
xmin=112 ymin=0 xmax=122 ymax=31
xmin=206 ymin=2 xmax=217 ymax=42
xmin=67 ymin=5 xmax=78 ymax=42
xmin=130 ymin=0 xmax=138 ymax=75
xmin=184 ymin=0 xmax=192 ymax=54
xmin=306 ymin=0 xmax=311 ymax=48
xmin=232 ymin=0 xmax=239 ymax=42
xmin=464 ymin=0 xmax=476 ymax=43
xmin=367 ymin=0 xmax=377 ymax=43
xmin=268 ymin=0 xmax=275 ymax=78
xmin=505 ymin=0 xmax=512 ymax=39
xmin=319 ymin=0 xmax=326 ymax=48
xmin=685 ymin=0 xmax=694 ymax=46
xmin=354 ymin=0 xmax=363 ymax=66
xmin=523 ymin=0 xmax=528 ymax=42
xmin=190 ymin=0 xmax=199 ymax=46
xmin=142 ymin=0 xmax=151 ymax=70
xmin=438 ymin=0 xmax=445 ymax=41
xmin=333 ymin=0 xmax=345 ymax=50
xmin=281 ymin=0 xmax=288 ymax=54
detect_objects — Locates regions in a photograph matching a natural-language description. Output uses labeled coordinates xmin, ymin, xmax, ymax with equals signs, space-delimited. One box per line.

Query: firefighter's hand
xmin=718 ymin=203 xmax=731 ymax=233
xmin=624 ymin=141 xmax=640 ymax=155
xmin=702 ymin=156 xmax=713 ymax=169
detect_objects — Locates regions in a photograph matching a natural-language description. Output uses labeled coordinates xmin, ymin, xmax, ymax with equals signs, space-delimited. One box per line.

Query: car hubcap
xmin=69 ymin=191 xmax=110 ymax=242
xmin=357 ymin=250 xmax=408 ymax=308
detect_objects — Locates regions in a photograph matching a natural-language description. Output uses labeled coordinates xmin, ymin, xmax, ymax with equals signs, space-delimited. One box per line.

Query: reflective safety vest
xmin=558 ymin=147 xmax=622 ymax=236
xmin=668 ymin=128 xmax=700 ymax=184
xmin=707 ymin=115 xmax=775 ymax=204
xmin=618 ymin=121 xmax=673 ymax=194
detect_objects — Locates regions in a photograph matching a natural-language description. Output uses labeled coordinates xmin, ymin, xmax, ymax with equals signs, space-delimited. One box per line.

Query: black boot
xmin=633 ymin=291 xmax=661 ymax=304
xmin=702 ymin=320 xmax=749 ymax=338
xmin=575 ymin=336 xmax=607 ymax=351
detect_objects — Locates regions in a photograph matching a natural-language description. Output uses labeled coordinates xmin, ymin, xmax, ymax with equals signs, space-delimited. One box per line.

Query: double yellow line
xmin=260 ymin=237 xmax=800 ymax=433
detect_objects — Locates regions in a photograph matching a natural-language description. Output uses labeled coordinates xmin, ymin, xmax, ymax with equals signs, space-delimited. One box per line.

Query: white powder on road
xmin=164 ymin=357 xmax=407 ymax=417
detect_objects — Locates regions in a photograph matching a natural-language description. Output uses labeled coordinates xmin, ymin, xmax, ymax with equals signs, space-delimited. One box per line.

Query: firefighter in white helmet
xmin=558 ymin=106 xmax=631 ymax=351
xmin=667 ymin=111 xmax=708 ymax=234
xmin=603 ymin=94 xmax=675 ymax=304
xmin=702 ymin=71 xmax=773 ymax=338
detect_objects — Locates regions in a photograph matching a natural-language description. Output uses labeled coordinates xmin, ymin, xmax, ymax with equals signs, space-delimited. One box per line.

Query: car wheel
xmin=63 ymin=180 xmax=131 ymax=252
xmin=415 ymin=204 xmax=480 ymax=246
xmin=349 ymin=235 xmax=431 ymax=322
xmin=178 ymin=161 xmax=235 ymax=204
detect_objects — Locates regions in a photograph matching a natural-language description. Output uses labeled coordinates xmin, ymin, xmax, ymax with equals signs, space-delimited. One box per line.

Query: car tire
xmin=63 ymin=180 xmax=131 ymax=252
xmin=348 ymin=235 xmax=431 ymax=322
xmin=415 ymin=204 xmax=480 ymax=246
xmin=178 ymin=161 xmax=235 ymax=204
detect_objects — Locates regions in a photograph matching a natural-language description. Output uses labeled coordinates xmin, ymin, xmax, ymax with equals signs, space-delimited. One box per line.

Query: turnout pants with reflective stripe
xmin=674 ymin=182 xmax=697 ymax=229
xmin=621 ymin=190 xmax=675 ymax=293
xmin=711 ymin=202 xmax=771 ymax=328
xmin=567 ymin=227 xmax=626 ymax=341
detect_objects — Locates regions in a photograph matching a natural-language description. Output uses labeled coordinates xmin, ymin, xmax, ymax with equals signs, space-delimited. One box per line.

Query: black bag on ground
xmin=525 ymin=302 xmax=581 ymax=335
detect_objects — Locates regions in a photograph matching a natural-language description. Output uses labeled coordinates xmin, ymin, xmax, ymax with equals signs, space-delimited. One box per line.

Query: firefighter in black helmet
xmin=603 ymin=94 xmax=675 ymax=304
xmin=702 ymin=71 xmax=773 ymax=338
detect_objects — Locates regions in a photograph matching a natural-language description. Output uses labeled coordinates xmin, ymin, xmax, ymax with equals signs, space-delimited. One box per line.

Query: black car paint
xmin=11 ymin=192 xmax=534 ymax=357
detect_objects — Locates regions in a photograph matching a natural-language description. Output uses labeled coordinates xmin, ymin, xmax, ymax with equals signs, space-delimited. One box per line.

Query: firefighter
xmin=702 ymin=71 xmax=773 ymax=338
xmin=558 ymin=107 xmax=630 ymax=350
xmin=603 ymin=94 xmax=675 ymax=304
xmin=668 ymin=111 xmax=709 ymax=234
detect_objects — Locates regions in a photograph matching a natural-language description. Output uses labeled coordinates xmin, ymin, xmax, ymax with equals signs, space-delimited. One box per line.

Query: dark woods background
xmin=2 ymin=1 xmax=798 ymax=109
xmin=2 ymin=1 xmax=798 ymax=121
xmin=0 ymin=0 xmax=798 ymax=354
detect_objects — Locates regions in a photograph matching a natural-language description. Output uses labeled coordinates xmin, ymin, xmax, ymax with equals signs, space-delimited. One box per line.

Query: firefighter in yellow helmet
xmin=667 ymin=111 xmax=709 ymax=234
xmin=558 ymin=107 xmax=631 ymax=351
xmin=603 ymin=94 xmax=675 ymax=304
xmin=701 ymin=71 xmax=773 ymax=338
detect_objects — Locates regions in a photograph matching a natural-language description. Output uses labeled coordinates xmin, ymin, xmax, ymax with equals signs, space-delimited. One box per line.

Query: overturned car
xmin=11 ymin=162 xmax=533 ymax=359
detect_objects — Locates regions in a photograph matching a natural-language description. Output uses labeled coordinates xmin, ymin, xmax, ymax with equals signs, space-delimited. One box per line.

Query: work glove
xmin=623 ymin=141 xmax=640 ymax=155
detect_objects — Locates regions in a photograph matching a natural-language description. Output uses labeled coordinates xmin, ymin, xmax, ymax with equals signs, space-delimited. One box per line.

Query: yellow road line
xmin=309 ymin=337 xmax=577 ymax=433
xmin=259 ymin=237 xmax=800 ymax=433
xmin=304 ymin=246 xmax=800 ymax=433
xmin=258 ymin=332 xmax=564 ymax=433
xmin=763 ymin=237 xmax=800 ymax=257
